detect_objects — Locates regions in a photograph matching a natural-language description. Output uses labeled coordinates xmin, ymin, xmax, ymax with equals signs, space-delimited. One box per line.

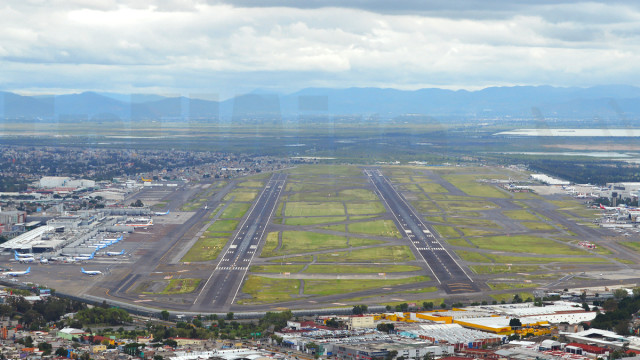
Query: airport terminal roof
xmin=1 ymin=225 xmax=54 ymax=251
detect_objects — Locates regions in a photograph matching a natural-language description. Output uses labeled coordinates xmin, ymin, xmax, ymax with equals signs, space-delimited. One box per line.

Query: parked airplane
xmin=117 ymin=219 xmax=153 ymax=228
xmin=106 ymin=250 xmax=125 ymax=256
xmin=600 ymin=204 xmax=640 ymax=212
xmin=81 ymin=268 xmax=102 ymax=276
xmin=141 ymin=176 xmax=152 ymax=182
xmin=14 ymin=251 xmax=34 ymax=259
xmin=40 ymin=257 xmax=48 ymax=264
xmin=14 ymin=252 xmax=35 ymax=263
xmin=4 ymin=267 xmax=30 ymax=277
xmin=154 ymin=210 xmax=170 ymax=216
xmin=73 ymin=251 xmax=96 ymax=261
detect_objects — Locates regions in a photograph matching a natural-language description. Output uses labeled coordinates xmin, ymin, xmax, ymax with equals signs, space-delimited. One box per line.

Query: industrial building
xmin=39 ymin=177 xmax=95 ymax=189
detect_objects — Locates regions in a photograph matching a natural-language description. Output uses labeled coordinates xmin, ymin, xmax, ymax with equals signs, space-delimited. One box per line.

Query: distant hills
xmin=1 ymin=85 xmax=640 ymax=121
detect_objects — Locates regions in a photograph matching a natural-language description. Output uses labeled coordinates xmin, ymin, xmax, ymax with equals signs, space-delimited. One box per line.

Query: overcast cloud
xmin=1 ymin=0 xmax=639 ymax=96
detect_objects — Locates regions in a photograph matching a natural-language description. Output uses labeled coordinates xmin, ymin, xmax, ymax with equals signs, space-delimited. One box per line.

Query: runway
xmin=191 ymin=173 xmax=286 ymax=311
xmin=365 ymin=168 xmax=480 ymax=294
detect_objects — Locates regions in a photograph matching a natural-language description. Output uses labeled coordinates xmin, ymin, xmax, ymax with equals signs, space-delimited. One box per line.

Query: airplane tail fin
xmin=81 ymin=268 xmax=86 ymax=273
xmin=25 ymin=267 xmax=30 ymax=274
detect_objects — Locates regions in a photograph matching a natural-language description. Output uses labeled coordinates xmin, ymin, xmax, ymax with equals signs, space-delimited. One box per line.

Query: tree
xmin=352 ymin=305 xmax=368 ymax=315
xmin=160 ymin=310 xmax=170 ymax=321
xmin=38 ymin=342 xmax=52 ymax=355
xmin=395 ymin=303 xmax=408 ymax=312
xmin=614 ymin=320 xmax=630 ymax=336
xmin=509 ymin=318 xmax=522 ymax=328
xmin=440 ymin=302 xmax=447 ymax=309
xmin=154 ymin=356 xmax=164 ymax=360
xmin=377 ymin=323 xmax=394 ymax=333
xmin=582 ymin=302 xmax=590 ymax=311
xmin=226 ymin=312 xmax=234 ymax=320
xmin=422 ymin=302 xmax=433 ymax=310
xmin=613 ymin=289 xmax=629 ymax=300
xmin=130 ymin=199 xmax=144 ymax=207
xmin=55 ymin=348 xmax=67 ymax=357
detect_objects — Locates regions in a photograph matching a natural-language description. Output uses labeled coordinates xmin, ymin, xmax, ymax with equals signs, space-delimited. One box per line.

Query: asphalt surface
xmin=365 ymin=168 xmax=480 ymax=294
xmin=191 ymin=173 xmax=286 ymax=311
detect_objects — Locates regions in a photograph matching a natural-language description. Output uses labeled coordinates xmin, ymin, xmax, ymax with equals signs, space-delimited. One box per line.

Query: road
xmin=191 ymin=173 xmax=286 ymax=311
xmin=365 ymin=168 xmax=480 ymax=294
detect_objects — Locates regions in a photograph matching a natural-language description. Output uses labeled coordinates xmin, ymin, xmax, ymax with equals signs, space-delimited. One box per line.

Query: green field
xmin=491 ymin=292 xmax=535 ymax=303
xmin=224 ymin=190 xmax=258 ymax=202
xmin=445 ymin=217 xmax=500 ymax=228
xmin=446 ymin=238 xmax=471 ymax=247
xmin=250 ymin=264 xmax=306 ymax=273
xmin=284 ymin=216 xmax=347 ymax=226
xmin=160 ymin=279 xmax=201 ymax=294
xmin=338 ymin=189 xmax=379 ymax=201
xmin=469 ymin=235 xmax=587 ymax=255
xmin=348 ymin=220 xmax=402 ymax=238
xmin=239 ymin=276 xmax=300 ymax=304
xmin=622 ymin=242 xmax=640 ymax=252
xmin=260 ymin=232 xmax=280 ymax=257
xmin=288 ymin=165 xmax=364 ymax=177
xmin=418 ymin=183 xmax=448 ymax=193
xmin=487 ymin=282 xmax=539 ymax=291
xmin=458 ymin=227 xmax=498 ymax=237
xmin=209 ymin=220 xmax=239 ymax=232
xmin=237 ymin=180 xmax=265 ymax=188
xmin=456 ymin=250 xmax=608 ymax=264
xmin=439 ymin=200 xmax=498 ymax=212
xmin=304 ymin=276 xmax=431 ymax=296
xmin=441 ymin=174 xmax=510 ymax=198
xmin=285 ymin=202 xmax=346 ymax=217
xmin=316 ymin=246 xmax=415 ymax=262
xmin=503 ymin=210 xmax=539 ymax=221
xmin=219 ymin=203 xmax=251 ymax=219
xmin=346 ymin=202 xmax=386 ymax=215
xmin=521 ymin=222 xmax=556 ymax=231
xmin=240 ymin=274 xmax=432 ymax=304
xmin=304 ymin=264 xmax=422 ymax=274
xmin=181 ymin=235 xmax=229 ymax=262
xmin=433 ymin=225 xmax=460 ymax=238
xmin=470 ymin=265 xmax=542 ymax=274
xmin=260 ymin=231 xmax=381 ymax=257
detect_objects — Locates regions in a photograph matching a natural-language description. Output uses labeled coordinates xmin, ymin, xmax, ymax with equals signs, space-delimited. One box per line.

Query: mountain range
xmin=1 ymin=85 xmax=640 ymax=121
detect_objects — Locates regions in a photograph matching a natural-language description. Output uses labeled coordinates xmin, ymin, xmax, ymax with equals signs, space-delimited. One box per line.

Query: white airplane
xmin=4 ymin=267 xmax=30 ymax=277
xmin=74 ymin=251 xmax=96 ymax=261
xmin=14 ymin=252 xmax=35 ymax=263
xmin=116 ymin=219 xmax=153 ymax=228
xmin=600 ymin=204 xmax=640 ymax=212
xmin=154 ymin=210 xmax=170 ymax=216
xmin=14 ymin=251 xmax=34 ymax=259
xmin=106 ymin=250 xmax=125 ymax=256
xmin=81 ymin=268 xmax=102 ymax=276
xmin=40 ymin=257 xmax=48 ymax=264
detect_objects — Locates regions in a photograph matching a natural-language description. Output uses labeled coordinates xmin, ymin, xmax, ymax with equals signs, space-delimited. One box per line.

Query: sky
xmin=1 ymin=0 xmax=640 ymax=97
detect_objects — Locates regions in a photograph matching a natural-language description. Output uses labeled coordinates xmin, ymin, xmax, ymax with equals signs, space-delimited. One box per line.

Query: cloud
xmin=0 ymin=0 xmax=639 ymax=95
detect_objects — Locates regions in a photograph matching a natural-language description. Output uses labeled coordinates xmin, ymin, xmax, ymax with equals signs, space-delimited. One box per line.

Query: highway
xmin=191 ymin=173 xmax=286 ymax=311
xmin=365 ymin=168 xmax=480 ymax=294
